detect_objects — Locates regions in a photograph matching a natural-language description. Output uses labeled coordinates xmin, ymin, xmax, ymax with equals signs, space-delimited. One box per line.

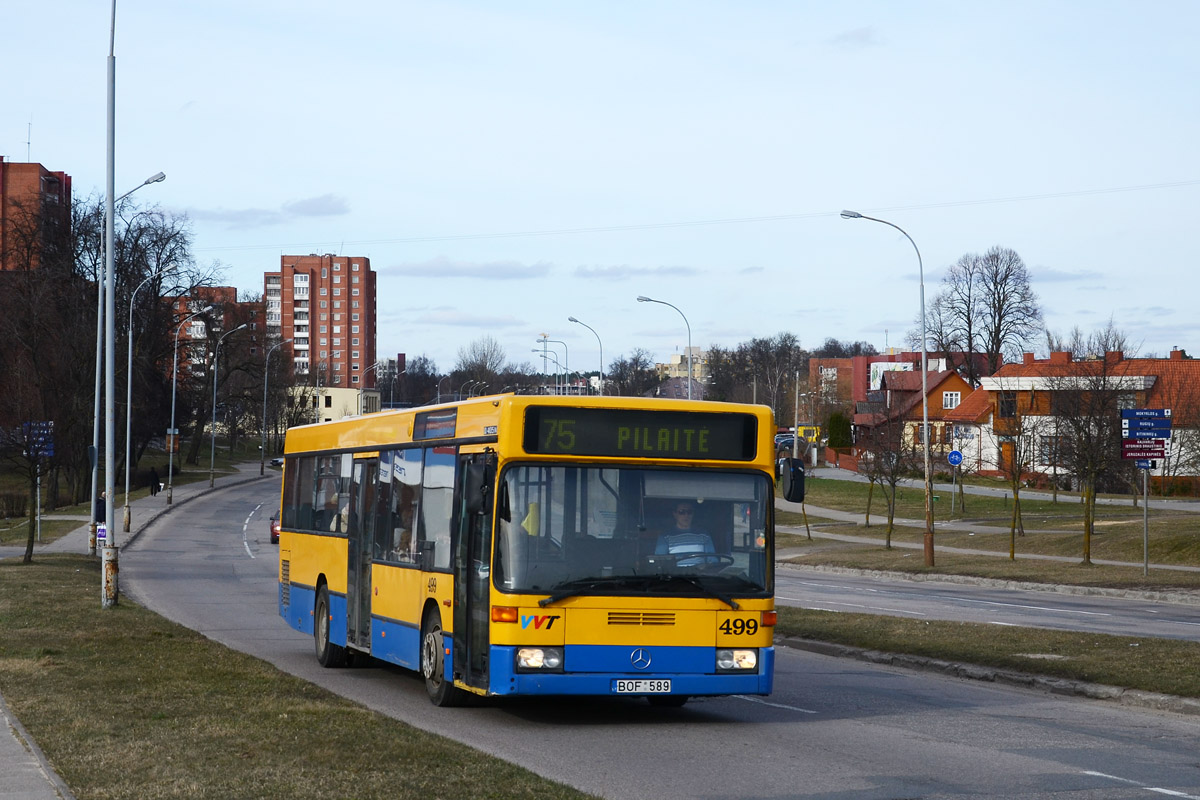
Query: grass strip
xmin=775 ymin=605 xmax=1200 ymax=699
xmin=0 ymin=554 xmax=595 ymax=800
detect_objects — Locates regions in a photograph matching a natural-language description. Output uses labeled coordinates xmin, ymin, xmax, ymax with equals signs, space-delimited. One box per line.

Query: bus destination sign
xmin=523 ymin=407 xmax=757 ymax=461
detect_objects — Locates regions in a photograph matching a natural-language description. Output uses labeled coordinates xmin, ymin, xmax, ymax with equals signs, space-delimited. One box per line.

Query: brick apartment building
xmin=0 ymin=157 xmax=71 ymax=271
xmin=264 ymin=254 xmax=377 ymax=389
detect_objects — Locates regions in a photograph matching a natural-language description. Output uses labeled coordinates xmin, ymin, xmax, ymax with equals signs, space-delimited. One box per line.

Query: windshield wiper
xmin=651 ymin=575 xmax=740 ymax=610
xmin=538 ymin=577 xmax=634 ymax=607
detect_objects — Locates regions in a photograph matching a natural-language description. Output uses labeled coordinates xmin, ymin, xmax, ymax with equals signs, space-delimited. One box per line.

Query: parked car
xmin=269 ymin=510 xmax=281 ymax=544
xmin=269 ymin=457 xmax=283 ymax=467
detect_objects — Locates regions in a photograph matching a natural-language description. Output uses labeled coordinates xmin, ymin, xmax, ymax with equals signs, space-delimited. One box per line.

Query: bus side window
xmin=419 ymin=447 xmax=455 ymax=570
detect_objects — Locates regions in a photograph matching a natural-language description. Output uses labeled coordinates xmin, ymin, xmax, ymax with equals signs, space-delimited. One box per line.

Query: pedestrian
xmin=95 ymin=491 xmax=106 ymax=522
xmin=149 ymin=467 xmax=160 ymax=496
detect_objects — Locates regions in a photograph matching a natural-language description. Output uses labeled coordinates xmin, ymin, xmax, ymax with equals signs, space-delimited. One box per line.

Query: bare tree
xmin=857 ymin=414 xmax=910 ymax=548
xmin=741 ymin=333 xmax=807 ymax=422
xmin=1046 ymin=321 xmax=1134 ymax=564
xmin=607 ymin=349 xmax=658 ymax=397
xmin=919 ymin=246 xmax=1042 ymax=386
xmin=456 ymin=335 xmax=506 ymax=375
xmin=985 ymin=381 xmax=1040 ymax=557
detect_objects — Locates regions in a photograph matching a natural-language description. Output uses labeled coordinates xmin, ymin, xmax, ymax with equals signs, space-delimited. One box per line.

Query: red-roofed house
xmin=853 ymin=368 xmax=975 ymax=460
xmin=949 ymin=350 xmax=1199 ymax=487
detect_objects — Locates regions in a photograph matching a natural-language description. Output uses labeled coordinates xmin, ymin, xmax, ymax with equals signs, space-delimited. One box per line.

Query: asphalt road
xmin=777 ymin=568 xmax=1200 ymax=640
xmin=121 ymin=479 xmax=1200 ymax=800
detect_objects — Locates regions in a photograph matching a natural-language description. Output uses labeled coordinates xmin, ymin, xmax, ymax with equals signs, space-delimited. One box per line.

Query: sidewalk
xmin=0 ymin=464 xmax=274 ymax=800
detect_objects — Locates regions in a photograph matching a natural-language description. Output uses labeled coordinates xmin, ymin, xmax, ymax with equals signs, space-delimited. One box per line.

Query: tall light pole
xmin=387 ymin=369 xmax=406 ymax=408
xmin=122 ymin=268 xmax=169 ymax=532
xmin=568 ymin=316 xmax=603 ymax=395
xmin=210 ymin=321 xmax=251 ymax=487
xmin=261 ymin=338 xmax=292 ymax=475
xmin=90 ymin=172 xmax=165 ymax=556
xmin=167 ymin=304 xmax=214 ymax=503
xmin=436 ymin=375 xmax=449 ymax=403
xmin=637 ymin=295 xmax=693 ymax=399
xmin=359 ymin=361 xmax=381 ymax=415
xmin=537 ymin=336 xmax=569 ymax=394
xmin=841 ymin=210 xmax=934 ymax=566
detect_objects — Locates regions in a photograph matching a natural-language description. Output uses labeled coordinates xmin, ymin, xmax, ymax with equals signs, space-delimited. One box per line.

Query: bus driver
xmin=654 ymin=501 xmax=716 ymax=564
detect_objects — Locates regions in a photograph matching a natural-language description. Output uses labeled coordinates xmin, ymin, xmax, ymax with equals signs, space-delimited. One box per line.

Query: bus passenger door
xmin=346 ymin=459 xmax=378 ymax=652
xmin=453 ymin=453 xmax=493 ymax=690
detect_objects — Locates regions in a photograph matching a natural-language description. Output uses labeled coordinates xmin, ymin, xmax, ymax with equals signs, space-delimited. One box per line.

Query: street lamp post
xmin=89 ymin=172 xmax=165 ymax=556
xmin=388 ymin=369 xmax=405 ymax=408
xmin=637 ymin=295 xmax=693 ymax=399
xmin=568 ymin=316 xmax=603 ymax=395
xmin=537 ymin=337 xmax=569 ymax=394
xmin=436 ymin=375 xmax=449 ymax=404
xmin=358 ymin=361 xmax=382 ymax=415
xmin=260 ymin=338 xmax=293 ymax=476
xmin=841 ymin=210 xmax=934 ymax=566
xmin=167 ymin=304 xmax=213 ymax=504
xmin=122 ymin=268 xmax=169 ymax=532
xmin=209 ymin=322 xmax=251 ymax=487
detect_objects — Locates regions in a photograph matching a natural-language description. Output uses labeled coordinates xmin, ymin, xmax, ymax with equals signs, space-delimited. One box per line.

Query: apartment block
xmin=265 ymin=254 xmax=377 ymax=388
xmin=0 ymin=157 xmax=72 ymax=270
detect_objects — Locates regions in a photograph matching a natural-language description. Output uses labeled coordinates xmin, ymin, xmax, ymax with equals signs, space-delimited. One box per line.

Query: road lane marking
xmin=242 ymin=503 xmax=264 ymax=559
xmin=794 ymin=600 xmax=928 ymax=617
xmin=1083 ymin=771 xmax=1200 ymax=799
xmin=735 ymin=695 xmax=818 ymax=714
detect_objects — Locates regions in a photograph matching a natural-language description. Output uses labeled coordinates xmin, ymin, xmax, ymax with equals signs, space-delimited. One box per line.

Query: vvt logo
xmin=520 ymin=614 xmax=560 ymax=629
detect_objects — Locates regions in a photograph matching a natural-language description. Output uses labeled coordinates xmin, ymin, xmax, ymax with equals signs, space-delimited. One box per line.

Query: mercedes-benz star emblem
xmin=630 ymin=648 xmax=651 ymax=670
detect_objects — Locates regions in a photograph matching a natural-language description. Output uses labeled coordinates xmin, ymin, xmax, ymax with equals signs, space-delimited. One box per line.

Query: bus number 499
xmin=719 ymin=618 xmax=758 ymax=636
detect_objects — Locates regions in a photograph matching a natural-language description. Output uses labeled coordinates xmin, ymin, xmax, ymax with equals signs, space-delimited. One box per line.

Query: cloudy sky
xmin=7 ymin=1 xmax=1199 ymax=376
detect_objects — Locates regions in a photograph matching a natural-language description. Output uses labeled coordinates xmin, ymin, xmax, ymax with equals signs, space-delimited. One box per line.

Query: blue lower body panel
xmin=370 ymin=616 xmax=421 ymax=671
xmin=280 ymin=583 xmax=346 ymax=647
xmin=488 ymin=645 xmax=774 ymax=697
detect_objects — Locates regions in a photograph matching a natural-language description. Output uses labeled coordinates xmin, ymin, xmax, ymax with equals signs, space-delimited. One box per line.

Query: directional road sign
xmin=1135 ymin=459 xmax=1157 ymax=470
xmin=1121 ymin=408 xmax=1171 ymax=419
xmin=1123 ymin=418 xmax=1173 ymax=432
xmin=1122 ymin=442 xmax=1166 ymax=459
xmin=1123 ymin=429 xmax=1172 ymax=439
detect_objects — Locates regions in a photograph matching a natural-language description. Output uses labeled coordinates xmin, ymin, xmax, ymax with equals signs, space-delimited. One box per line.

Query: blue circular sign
xmin=947 ymin=450 xmax=963 ymax=466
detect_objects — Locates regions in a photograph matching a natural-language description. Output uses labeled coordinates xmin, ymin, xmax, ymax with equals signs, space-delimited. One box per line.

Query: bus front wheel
xmin=421 ymin=612 xmax=465 ymax=707
xmin=315 ymin=585 xmax=347 ymax=668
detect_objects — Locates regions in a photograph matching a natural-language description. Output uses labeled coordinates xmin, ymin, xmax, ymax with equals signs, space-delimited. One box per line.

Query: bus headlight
xmin=516 ymin=647 xmax=563 ymax=671
xmin=716 ymin=648 xmax=758 ymax=672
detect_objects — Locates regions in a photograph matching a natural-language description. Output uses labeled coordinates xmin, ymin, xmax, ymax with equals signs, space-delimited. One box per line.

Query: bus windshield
xmin=494 ymin=464 xmax=772 ymax=599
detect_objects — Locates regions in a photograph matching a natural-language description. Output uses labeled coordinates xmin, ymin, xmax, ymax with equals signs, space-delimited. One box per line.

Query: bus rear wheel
xmin=420 ymin=612 xmax=465 ymax=707
xmin=315 ymin=585 xmax=347 ymax=668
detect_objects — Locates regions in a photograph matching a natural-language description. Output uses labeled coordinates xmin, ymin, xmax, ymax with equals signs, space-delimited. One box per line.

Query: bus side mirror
xmin=464 ymin=455 xmax=495 ymax=516
xmin=781 ymin=458 xmax=805 ymax=503
xmin=418 ymin=540 xmax=436 ymax=571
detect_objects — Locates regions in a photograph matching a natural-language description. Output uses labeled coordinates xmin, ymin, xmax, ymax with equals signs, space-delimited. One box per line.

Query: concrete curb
xmin=779 ymin=636 xmax=1200 ymax=717
xmin=0 ymin=687 xmax=76 ymax=800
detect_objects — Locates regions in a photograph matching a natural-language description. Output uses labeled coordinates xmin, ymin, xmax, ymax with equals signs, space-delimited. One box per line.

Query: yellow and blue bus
xmin=278 ymin=394 xmax=803 ymax=706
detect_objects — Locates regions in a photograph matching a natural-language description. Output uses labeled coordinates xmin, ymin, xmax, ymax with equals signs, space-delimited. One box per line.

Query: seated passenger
xmin=655 ymin=502 xmax=716 ymax=564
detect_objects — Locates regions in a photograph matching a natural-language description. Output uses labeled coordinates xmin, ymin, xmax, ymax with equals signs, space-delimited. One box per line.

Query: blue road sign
xmin=1123 ymin=429 xmax=1171 ymax=440
xmin=1121 ymin=408 xmax=1171 ymax=419
xmin=1135 ymin=459 xmax=1157 ymax=469
xmin=1122 ymin=418 xmax=1173 ymax=432
xmin=947 ymin=450 xmax=963 ymax=466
